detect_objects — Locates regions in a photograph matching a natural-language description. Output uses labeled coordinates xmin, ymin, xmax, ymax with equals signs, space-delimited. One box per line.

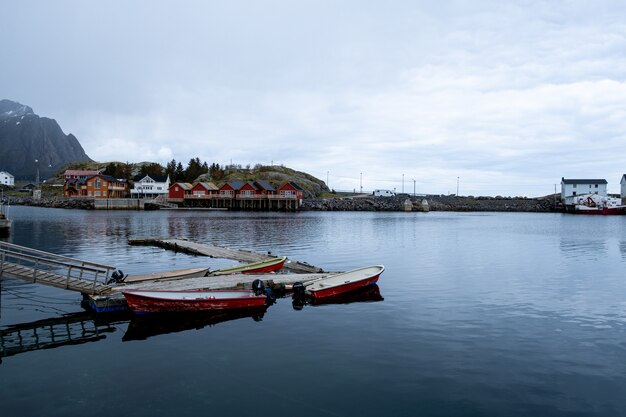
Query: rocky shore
xmin=6 ymin=194 xmax=562 ymax=212
xmin=302 ymin=194 xmax=562 ymax=212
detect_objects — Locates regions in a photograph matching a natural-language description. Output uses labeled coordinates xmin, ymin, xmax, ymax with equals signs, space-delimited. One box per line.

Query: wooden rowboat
xmin=122 ymin=289 xmax=268 ymax=313
xmin=305 ymin=265 xmax=384 ymax=300
xmin=209 ymin=256 xmax=287 ymax=276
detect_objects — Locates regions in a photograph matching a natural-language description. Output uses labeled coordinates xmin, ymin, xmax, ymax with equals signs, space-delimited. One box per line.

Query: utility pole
xmin=413 ymin=179 xmax=416 ymax=197
xmin=402 ymin=173 xmax=404 ymax=193
xmin=327 ymin=171 xmax=329 ymax=189
xmin=457 ymin=176 xmax=459 ymax=196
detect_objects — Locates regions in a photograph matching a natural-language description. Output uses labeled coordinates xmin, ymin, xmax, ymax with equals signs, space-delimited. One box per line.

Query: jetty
xmin=128 ymin=237 xmax=324 ymax=273
xmin=1 ymin=240 xmax=331 ymax=313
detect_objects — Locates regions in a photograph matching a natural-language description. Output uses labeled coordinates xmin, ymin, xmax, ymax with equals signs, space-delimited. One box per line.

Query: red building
xmin=276 ymin=181 xmax=304 ymax=200
xmin=218 ymin=180 xmax=245 ymax=198
xmin=191 ymin=182 xmax=219 ymax=198
xmin=168 ymin=182 xmax=193 ymax=200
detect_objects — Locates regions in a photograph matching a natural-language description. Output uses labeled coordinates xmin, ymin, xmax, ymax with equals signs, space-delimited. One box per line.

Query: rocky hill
xmin=0 ymin=99 xmax=92 ymax=180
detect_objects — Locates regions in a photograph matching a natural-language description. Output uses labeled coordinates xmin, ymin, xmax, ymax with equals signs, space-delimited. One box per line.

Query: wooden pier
xmin=127 ymin=237 xmax=324 ymax=273
xmin=0 ymin=242 xmax=115 ymax=295
xmin=1 ymin=240 xmax=331 ymax=313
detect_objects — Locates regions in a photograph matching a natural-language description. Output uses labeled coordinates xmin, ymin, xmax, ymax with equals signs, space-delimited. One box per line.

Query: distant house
xmin=64 ymin=170 xmax=100 ymax=181
xmin=277 ymin=181 xmax=304 ymax=202
xmin=561 ymin=178 xmax=607 ymax=204
xmin=253 ymin=180 xmax=276 ymax=197
xmin=64 ymin=174 xmax=128 ymax=198
xmin=191 ymin=182 xmax=219 ymax=198
xmin=0 ymin=171 xmax=14 ymax=186
xmin=168 ymin=182 xmax=193 ymax=200
xmin=130 ymin=175 xmax=170 ymax=199
xmin=237 ymin=181 xmax=259 ymax=198
xmin=218 ymin=180 xmax=245 ymax=198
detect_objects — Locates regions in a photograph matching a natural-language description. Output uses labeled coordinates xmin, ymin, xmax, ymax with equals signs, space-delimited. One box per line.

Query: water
xmin=2 ymin=207 xmax=626 ymax=416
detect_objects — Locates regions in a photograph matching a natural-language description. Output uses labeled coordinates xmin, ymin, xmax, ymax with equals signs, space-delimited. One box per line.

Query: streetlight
xmin=360 ymin=173 xmax=363 ymax=193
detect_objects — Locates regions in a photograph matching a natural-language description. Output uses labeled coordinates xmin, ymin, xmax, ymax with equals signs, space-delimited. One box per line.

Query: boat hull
xmin=211 ymin=256 xmax=286 ymax=276
xmin=575 ymin=206 xmax=625 ymax=215
xmin=306 ymin=265 xmax=384 ymax=300
xmin=122 ymin=290 xmax=267 ymax=313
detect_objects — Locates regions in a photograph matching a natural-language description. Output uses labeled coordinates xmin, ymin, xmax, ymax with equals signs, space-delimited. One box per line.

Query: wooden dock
xmin=0 ymin=242 xmax=115 ymax=295
xmin=127 ymin=237 xmax=324 ymax=273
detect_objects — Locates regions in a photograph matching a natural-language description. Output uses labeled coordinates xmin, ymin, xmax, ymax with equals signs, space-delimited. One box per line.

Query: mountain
xmin=0 ymin=99 xmax=92 ymax=181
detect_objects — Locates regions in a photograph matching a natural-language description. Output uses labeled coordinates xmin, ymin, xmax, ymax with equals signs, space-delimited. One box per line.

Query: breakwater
xmin=302 ymin=194 xmax=561 ymax=212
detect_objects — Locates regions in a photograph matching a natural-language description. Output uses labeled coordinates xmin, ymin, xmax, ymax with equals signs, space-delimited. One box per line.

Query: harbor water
xmin=1 ymin=206 xmax=626 ymax=416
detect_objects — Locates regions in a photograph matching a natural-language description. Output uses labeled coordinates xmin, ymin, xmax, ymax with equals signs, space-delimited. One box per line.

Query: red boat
xmin=122 ymin=289 xmax=268 ymax=313
xmin=305 ymin=265 xmax=384 ymax=300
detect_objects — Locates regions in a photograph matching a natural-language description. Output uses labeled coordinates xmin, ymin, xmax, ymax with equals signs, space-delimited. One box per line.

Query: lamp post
xmin=360 ymin=173 xmax=363 ymax=193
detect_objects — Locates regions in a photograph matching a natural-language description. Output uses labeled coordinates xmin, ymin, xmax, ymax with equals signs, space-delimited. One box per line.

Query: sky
xmin=2 ymin=0 xmax=626 ymax=197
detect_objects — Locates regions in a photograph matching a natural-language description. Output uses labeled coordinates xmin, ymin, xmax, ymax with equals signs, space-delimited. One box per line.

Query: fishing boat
xmin=209 ymin=256 xmax=287 ymax=276
xmin=304 ymin=265 xmax=385 ymax=300
xmin=122 ymin=289 xmax=268 ymax=313
xmin=567 ymin=194 xmax=626 ymax=215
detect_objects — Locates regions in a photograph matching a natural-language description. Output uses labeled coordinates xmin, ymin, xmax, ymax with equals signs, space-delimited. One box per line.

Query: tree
xmin=209 ymin=162 xmax=224 ymax=180
xmin=139 ymin=163 xmax=164 ymax=178
xmin=184 ymin=157 xmax=205 ymax=182
xmin=165 ymin=159 xmax=178 ymax=182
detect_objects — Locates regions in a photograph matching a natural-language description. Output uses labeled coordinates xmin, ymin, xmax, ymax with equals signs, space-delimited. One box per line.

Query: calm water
xmin=1 ymin=206 xmax=626 ymax=416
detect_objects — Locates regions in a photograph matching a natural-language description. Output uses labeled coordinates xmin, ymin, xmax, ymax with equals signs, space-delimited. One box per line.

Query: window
xmin=573 ymin=184 xmax=577 ymax=188
xmin=573 ymin=192 xmax=577 ymax=196
xmin=595 ymin=184 xmax=598 ymax=188
xmin=95 ymin=179 xmax=101 ymax=189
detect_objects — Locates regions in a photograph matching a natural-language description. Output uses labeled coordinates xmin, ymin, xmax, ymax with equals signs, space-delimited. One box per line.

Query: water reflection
xmin=122 ymin=306 xmax=268 ymax=341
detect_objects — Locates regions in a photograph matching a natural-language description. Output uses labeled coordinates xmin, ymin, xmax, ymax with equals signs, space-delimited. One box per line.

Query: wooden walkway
xmin=128 ymin=237 xmax=324 ymax=273
xmin=0 ymin=242 xmax=115 ymax=295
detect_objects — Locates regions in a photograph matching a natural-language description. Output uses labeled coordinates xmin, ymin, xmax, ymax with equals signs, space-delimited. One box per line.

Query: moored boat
xmin=570 ymin=194 xmax=626 ymax=215
xmin=304 ymin=265 xmax=384 ymax=300
xmin=209 ymin=256 xmax=287 ymax=276
xmin=122 ymin=289 xmax=268 ymax=313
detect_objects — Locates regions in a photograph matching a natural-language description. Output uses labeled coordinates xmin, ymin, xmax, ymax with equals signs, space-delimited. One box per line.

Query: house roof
xmin=170 ymin=182 xmax=193 ymax=191
xmin=0 ymin=171 xmax=14 ymax=177
xmin=254 ymin=180 xmax=275 ymax=192
xmin=64 ymin=170 xmax=100 ymax=177
xmin=278 ymin=181 xmax=304 ymax=191
xmin=193 ymin=182 xmax=219 ymax=191
xmin=561 ymin=178 xmax=607 ymax=185
xmin=133 ymin=174 xmax=170 ymax=183
xmin=222 ymin=180 xmax=246 ymax=191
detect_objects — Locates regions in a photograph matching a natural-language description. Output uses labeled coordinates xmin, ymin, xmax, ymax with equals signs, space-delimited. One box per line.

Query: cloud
xmin=3 ymin=1 xmax=626 ymax=196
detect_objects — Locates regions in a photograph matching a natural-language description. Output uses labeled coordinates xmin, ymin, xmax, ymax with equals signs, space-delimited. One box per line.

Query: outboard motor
xmin=107 ymin=269 xmax=126 ymax=284
xmin=252 ymin=279 xmax=265 ymax=295
xmin=292 ymin=282 xmax=305 ymax=299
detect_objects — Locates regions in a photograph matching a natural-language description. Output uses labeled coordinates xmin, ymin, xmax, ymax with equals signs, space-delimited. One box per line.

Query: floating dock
xmin=128 ymin=237 xmax=324 ymax=273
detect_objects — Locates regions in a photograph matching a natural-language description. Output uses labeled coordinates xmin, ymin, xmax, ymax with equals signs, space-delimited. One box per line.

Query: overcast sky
xmin=2 ymin=1 xmax=626 ymax=196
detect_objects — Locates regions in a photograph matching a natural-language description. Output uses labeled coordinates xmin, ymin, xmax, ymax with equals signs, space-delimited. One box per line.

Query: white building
xmin=0 ymin=171 xmax=14 ymax=186
xmin=561 ymin=177 xmax=607 ymax=204
xmin=130 ymin=174 xmax=170 ymax=199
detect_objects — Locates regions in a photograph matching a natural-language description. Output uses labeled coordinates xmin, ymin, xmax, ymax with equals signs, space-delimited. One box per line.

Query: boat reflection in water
xmin=292 ymin=284 xmax=383 ymax=310
xmin=122 ymin=306 xmax=268 ymax=341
